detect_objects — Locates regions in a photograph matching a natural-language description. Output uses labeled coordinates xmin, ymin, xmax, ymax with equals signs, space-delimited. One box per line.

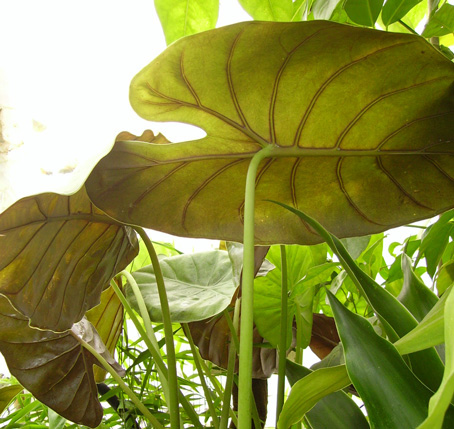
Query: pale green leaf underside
xmin=127 ymin=250 xmax=236 ymax=323
xmin=86 ymin=21 xmax=454 ymax=245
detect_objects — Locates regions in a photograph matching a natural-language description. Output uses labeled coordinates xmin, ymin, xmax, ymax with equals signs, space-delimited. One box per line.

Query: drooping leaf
xmin=273 ymin=200 xmax=446 ymax=391
xmin=284 ymin=360 xmax=368 ymax=429
xmin=0 ymin=383 xmax=23 ymax=414
xmin=422 ymin=3 xmax=454 ymax=38
xmin=399 ymin=253 xmax=438 ymax=321
xmin=327 ymin=289 xmax=454 ymax=429
xmin=382 ymin=0 xmax=423 ymax=26
xmin=309 ymin=313 xmax=340 ymax=360
xmin=0 ymin=296 xmax=103 ymax=427
xmin=344 ymin=0 xmax=383 ymax=26
xmin=86 ymin=21 xmax=454 ymax=245
xmin=154 ymin=0 xmax=219 ymax=45
xmin=238 ymin=0 xmax=294 ymax=21
xmin=417 ymin=209 xmax=454 ymax=278
xmin=0 ymin=187 xmax=138 ymax=331
xmin=127 ymin=250 xmax=236 ymax=323
xmin=394 ymin=286 xmax=452 ymax=355
xmin=437 ymin=259 xmax=454 ymax=295
xmin=277 ymin=363 xmax=351 ymax=428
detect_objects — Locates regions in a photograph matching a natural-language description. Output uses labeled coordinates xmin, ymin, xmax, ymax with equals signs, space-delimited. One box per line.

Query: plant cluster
xmin=1 ymin=0 xmax=454 ymax=428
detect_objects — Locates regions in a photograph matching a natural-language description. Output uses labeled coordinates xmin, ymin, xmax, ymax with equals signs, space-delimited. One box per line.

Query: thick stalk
xmin=276 ymin=245 xmax=289 ymax=425
xmin=133 ymin=226 xmax=180 ymax=429
xmin=238 ymin=146 xmax=273 ymax=428
xmin=80 ymin=337 xmax=164 ymax=429
xmin=428 ymin=0 xmax=440 ymax=47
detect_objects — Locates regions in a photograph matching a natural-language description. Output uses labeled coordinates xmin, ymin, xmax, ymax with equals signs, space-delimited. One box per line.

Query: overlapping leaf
xmin=0 ymin=296 xmax=103 ymax=427
xmin=0 ymin=187 xmax=138 ymax=331
xmin=127 ymin=250 xmax=236 ymax=323
xmin=86 ymin=21 xmax=454 ymax=245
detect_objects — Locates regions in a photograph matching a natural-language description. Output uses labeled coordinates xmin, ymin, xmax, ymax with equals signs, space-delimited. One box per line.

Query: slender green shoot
xmin=276 ymin=245 xmax=289 ymax=424
xmin=79 ymin=337 xmax=164 ymax=429
xmin=110 ymin=279 xmax=202 ymax=427
xmin=133 ymin=226 xmax=180 ymax=429
xmin=220 ymin=300 xmax=241 ymax=429
xmin=182 ymin=324 xmax=220 ymax=429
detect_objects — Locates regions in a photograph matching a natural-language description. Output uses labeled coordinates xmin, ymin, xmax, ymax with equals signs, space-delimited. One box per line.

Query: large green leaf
xmin=0 ymin=187 xmax=138 ymax=331
xmin=238 ymin=0 xmax=294 ymax=21
xmin=154 ymin=0 xmax=219 ymax=45
xmin=86 ymin=21 xmax=454 ymax=245
xmin=0 ymin=296 xmax=103 ymax=427
xmin=127 ymin=250 xmax=236 ymax=322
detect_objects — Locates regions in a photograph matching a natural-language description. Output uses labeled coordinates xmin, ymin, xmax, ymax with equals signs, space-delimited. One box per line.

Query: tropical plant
xmin=1 ymin=0 xmax=454 ymax=428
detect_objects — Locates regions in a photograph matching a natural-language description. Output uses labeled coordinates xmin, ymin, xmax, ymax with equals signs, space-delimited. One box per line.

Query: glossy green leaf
xmin=284 ymin=360 xmax=369 ymax=429
xmin=253 ymin=244 xmax=326 ymax=348
xmin=382 ymin=0 xmax=423 ymax=26
xmin=87 ymin=21 xmax=454 ymax=245
xmin=273 ymin=200 xmax=446 ymax=391
xmin=395 ymin=286 xmax=452 ymax=355
xmin=0 ymin=187 xmax=139 ymax=331
xmin=419 ymin=285 xmax=454 ymax=428
xmin=340 ymin=235 xmax=370 ymax=260
xmin=127 ymin=250 xmax=236 ymax=322
xmin=0 ymin=383 xmax=23 ymax=414
xmin=0 ymin=296 xmax=103 ymax=427
xmin=277 ymin=363 xmax=351 ymax=428
xmin=154 ymin=0 xmax=219 ymax=45
xmin=327 ymin=289 xmax=454 ymax=428
xmin=399 ymin=253 xmax=438 ymax=321
xmin=344 ymin=0 xmax=383 ymax=26
xmin=238 ymin=0 xmax=294 ymax=21
xmin=422 ymin=3 xmax=454 ymax=38
xmin=437 ymin=260 xmax=454 ymax=295
xmin=417 ymin=210 xmax=454 ymax=278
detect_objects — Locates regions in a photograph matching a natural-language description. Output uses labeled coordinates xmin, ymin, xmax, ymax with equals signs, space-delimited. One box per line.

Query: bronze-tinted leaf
xmin=0 ymin=296 xmax=102 ymax=427
xmin=86 ymin=21 xmax=454 ymax=245
xmin=0 ymin=187 xmax=138 ymax=331
xmin=86 ymin=281 xmax=124 ymax=382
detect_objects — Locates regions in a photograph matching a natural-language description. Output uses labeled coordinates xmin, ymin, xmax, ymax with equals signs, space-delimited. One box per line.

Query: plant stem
xmin=133 ymin=226 xmax=180 ymax=429
xmin=220 ymin=300 xmax=241 ymax=429
xmin=182 ymin=324 xmax=220 ymax=429
xmin=238 ymin=146 xmax=273 ymax=428
xmin=110 ymin=279 xmax=202 ymax=427
xmin=276 ymin=245 xmax=289 ymax=425
xmin=79 ymin=337 xmax=164 ymax=429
